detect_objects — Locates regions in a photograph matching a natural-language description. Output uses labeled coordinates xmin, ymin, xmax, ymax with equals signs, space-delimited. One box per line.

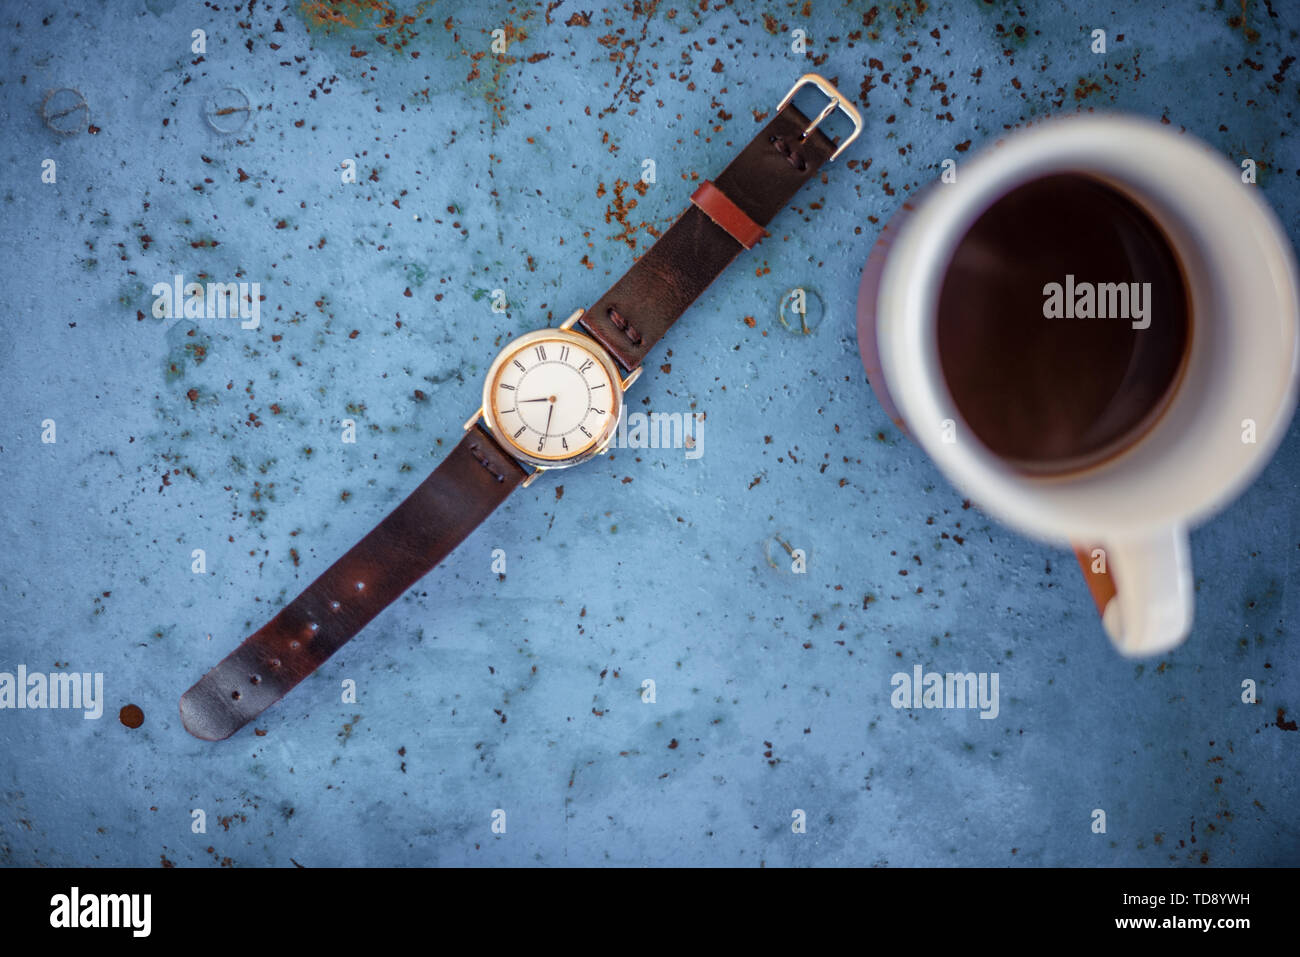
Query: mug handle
xmin=1072 ymin=527 xmax=1194 ymax=656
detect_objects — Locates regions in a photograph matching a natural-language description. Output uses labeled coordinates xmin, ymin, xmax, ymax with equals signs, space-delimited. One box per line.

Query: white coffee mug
xmin=857 ymin=113 xmax=1300 ymax=656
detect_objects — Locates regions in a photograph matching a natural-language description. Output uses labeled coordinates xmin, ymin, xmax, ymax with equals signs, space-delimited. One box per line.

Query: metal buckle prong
xmin=776 ymin=73 xmax=864 ymax=163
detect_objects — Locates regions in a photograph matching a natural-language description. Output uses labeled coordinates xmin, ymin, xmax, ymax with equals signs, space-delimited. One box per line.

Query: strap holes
xmin=329 ymin=601 xmax=341 ymax=612
xmin=468 ymin=443 xmax=507 ymax=482
xmin=355 ymin=581 xmax=365 ymax=592
xmin=249 ymin=675 xmax=261 ymax=685
xmin=268 ymin=658 xmax=281 ymax=670
xmin=230 ymin=690 xmax=241 ymax=701
xmin=289 ymin=640 xmax=301 ymax=650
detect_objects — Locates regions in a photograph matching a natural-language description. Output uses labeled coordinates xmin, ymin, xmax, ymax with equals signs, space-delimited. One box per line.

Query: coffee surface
xmin=936 ymin=174 xmax=1189 ymax=473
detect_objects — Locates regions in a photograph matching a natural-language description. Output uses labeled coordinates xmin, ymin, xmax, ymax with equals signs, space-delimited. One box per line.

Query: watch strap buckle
xmin=777 ymin=73 xmax=864 ymax=162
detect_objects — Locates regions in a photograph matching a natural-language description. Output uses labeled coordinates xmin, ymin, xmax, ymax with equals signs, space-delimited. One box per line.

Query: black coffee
xmin=936 ymin=174 xmax=1189 ymax=473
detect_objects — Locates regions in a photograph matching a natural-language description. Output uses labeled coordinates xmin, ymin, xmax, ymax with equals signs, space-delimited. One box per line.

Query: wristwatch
xmin=179 ymin=74 xmax=862 ymax=740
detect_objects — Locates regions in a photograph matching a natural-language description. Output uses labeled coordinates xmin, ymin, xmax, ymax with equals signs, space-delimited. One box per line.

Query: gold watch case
xmin=465 ymin=309 xmax=642 ymax=482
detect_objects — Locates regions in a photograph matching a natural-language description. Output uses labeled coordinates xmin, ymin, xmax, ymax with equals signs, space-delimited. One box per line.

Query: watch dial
xmin=490 ymin=337 xmax=617 ymax=461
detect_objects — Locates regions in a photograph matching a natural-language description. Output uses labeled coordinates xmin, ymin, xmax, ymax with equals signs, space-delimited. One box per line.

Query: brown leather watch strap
xmin=179 ymin=424 xmax=527 ymax=741
xmin=579 ymin=102 xmax=838 ymax=370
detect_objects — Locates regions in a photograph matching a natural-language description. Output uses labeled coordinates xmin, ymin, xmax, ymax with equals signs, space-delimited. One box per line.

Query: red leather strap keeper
xmin=690 ymin=180 xmax=767 ymax=250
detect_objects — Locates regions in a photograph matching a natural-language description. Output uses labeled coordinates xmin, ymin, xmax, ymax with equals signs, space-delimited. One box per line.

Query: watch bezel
xmin=480 ymin=326 xmax=625 ymax=470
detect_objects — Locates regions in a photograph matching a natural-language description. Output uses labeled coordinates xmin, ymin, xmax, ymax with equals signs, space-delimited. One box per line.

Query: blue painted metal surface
xmin=0 ymin=0 xmax=1295 ymax=867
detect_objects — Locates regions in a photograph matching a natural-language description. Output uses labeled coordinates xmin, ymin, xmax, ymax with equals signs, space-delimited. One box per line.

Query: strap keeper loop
xmin=690 ymin=180 xmax=766 ymax=250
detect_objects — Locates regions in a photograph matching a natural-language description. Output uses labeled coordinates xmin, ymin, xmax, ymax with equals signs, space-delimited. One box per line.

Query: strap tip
xmin=179 ymin=686 xmax=240 ymax=741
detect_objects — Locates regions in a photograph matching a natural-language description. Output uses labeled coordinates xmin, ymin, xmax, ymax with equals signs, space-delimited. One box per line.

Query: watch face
xmin=483 ymin=329 xmax=623 ymax=468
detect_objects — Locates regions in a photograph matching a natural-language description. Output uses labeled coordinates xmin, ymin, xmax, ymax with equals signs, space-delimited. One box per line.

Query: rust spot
xmin=1073 ymin=77 xmax=1102 ymax=101
xmin=338 ymin=714 xmax=361 ymax=743
xmin=119 ymin=704 xmax=144 ymax=729
xmin=1226 ymin=0 xmax=1262 ymax=45
xmin=601 ymin=178 xmax=661 ymax=250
